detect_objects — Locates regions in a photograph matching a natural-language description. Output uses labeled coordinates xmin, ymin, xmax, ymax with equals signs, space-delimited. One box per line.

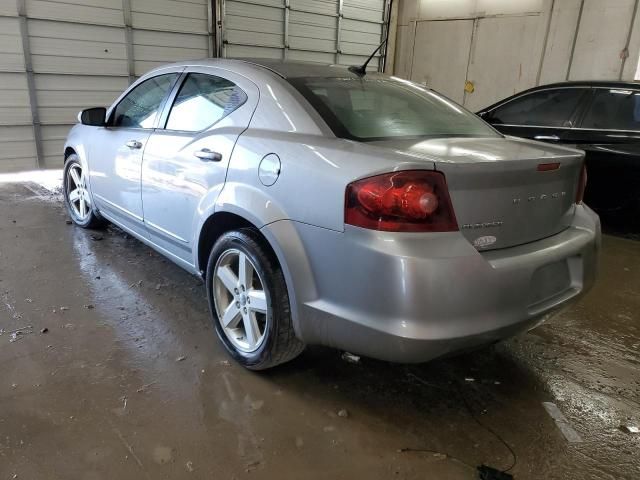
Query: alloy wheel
xmin=66 ymin=163 xmax=91 ymax=221
xmin=213 ymin=249 xmax=269 ymax=352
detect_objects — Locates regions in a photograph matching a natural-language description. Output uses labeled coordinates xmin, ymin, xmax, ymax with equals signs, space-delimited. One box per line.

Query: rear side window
xmin=289 ymin=77 xmax=498 ymax=141
xmin=112 ymin=73 xmax=178 ymax=128
xmin=490 ymin=88 xmax=585 ymax=127
xmin=581 ymin=89 xmax=640 ymax=131
xmin=165 ymin=73 xmax=247 ymax=132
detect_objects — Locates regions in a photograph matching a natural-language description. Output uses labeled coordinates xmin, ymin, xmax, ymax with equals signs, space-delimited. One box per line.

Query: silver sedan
xmin=63 ymin=59 xmax=600 ymax=369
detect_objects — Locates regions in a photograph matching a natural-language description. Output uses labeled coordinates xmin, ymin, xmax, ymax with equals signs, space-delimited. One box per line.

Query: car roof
xmin=478 ymin=79 xmax=640 ymax=112
xmin=531 ymin=80 xmax=640 ymax=89
xmin=157 ymin=57 xmax=382 ymax=79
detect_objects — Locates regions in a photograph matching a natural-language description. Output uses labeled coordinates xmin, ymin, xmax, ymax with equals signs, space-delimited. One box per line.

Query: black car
xmin=478 ymin=81 xmax=640 ymax=223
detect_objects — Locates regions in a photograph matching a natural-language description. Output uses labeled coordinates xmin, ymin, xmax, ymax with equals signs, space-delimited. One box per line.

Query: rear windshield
xmin=288 ymin=77 xmax=499 ymax=142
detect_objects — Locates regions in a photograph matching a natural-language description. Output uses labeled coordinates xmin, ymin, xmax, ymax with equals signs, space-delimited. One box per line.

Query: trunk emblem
xmin=473 ymin=236 xmax=497 ymax=248
xmin=513 ymin=191 xmax=566 ymax=204
xmin=461 ymin=221 xmax=503 ymax=229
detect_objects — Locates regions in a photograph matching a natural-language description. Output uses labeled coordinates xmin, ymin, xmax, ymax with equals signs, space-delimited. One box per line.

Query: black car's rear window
xmin=288 ymin=77 xmax=499 ymax=142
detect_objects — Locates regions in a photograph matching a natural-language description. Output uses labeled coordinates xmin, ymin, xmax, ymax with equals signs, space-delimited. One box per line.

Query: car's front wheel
xmin=63 ymin=155 xmax=105 ymax=229
xmin=206 ymin=229 xmax=304 ymax=370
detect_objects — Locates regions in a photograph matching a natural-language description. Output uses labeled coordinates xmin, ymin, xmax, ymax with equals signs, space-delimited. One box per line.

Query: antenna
xmin=348 ymin=39 xmax=387 ymax=77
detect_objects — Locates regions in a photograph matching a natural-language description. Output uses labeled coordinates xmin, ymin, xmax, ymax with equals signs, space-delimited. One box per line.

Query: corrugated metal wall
xmin=221 ymin=0 xmax=388 ymax=69
xmin=0 ymin=0 xmax=212 ymax=173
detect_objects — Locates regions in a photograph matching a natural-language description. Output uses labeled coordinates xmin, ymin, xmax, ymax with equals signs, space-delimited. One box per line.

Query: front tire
xmin=63 ymin=154 xmax=105 ymax=229
xmin=206 ymin=229 xmax=305 ymax=370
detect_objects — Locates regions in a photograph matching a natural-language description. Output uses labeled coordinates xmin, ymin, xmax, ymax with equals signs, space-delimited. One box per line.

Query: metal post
xmin=16 ymin=0 xmax=44 ymax=169
xmin=284 ymin=0 xmax=290 ymax=60
xmin=336 ymin=0 xmax=344 ymax=64
xmin=207 ymin=0 xmax=215 ymax=57
xmin=122 ymin=0 xmax=135 ymax=83
xmin=380 ymin=0 xmax=392 ymax=72
xmin=565 ymin=0 xmax=584 ymax=81
xmin=220 ymin=0 xmax=227 ymax=58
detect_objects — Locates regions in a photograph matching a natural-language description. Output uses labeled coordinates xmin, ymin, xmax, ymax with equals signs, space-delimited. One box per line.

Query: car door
xmin=563 ymin=87 xmax=640 ymax=213
xmin=141 ymin=68 xmax=258 ymax=267
xmin=89 ymin=70 xmax=181 ymax=236
xmin=480 ymin=87 xmax=590 ymax=145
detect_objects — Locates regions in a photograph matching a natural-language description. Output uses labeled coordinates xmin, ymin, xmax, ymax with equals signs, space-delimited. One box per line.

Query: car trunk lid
xmin=368 ymin=136 xmax=584 ymax=250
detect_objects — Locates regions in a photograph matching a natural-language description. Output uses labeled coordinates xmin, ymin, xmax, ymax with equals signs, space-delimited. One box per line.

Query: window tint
xmin=112 ymin=73 xmax=178 ymax=128
xmin=491 ymin=89 xmax=585 ymax=127
xmin=289 ymin=77 xmax=498 ymax=141
xmin=165 ymin=73 xmax=247 ymax=132
xmin=581 ymin=89 xmax=640 ymax=130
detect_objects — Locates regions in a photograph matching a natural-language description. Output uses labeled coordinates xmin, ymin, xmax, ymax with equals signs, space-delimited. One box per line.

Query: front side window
xmin=165 ymin=73 xmax=248 ymax=132
xmin=490 ymin=88 xmax=585 ymax=127
xmin=581 ymin=89 xmax=640 ymax=131
xmin=111 ymin=73 xmax=178 ymax=128
xmin=289 ymin=77 xmax=498 ymax=141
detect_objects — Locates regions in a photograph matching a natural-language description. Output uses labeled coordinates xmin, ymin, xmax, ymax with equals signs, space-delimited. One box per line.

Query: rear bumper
xmin=264 ymin=205 xmax=600 ymax=363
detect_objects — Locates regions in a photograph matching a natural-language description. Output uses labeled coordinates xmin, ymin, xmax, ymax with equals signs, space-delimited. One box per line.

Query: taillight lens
xmin=576 ymin=163 xmax=587 ymax=204
xmin=345 ymin=170 xmax=458 ymax=232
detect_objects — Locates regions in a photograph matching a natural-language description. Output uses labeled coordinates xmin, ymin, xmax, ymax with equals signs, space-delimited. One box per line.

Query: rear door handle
xmin=534 ymin=135 xmax=560 ymax=142
xmin=125 ymin=140 xmax=143 ymax=149
xmin=194 ymin=148 xmax=222 ymax=162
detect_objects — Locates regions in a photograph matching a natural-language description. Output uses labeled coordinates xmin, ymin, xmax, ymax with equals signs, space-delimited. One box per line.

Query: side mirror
xmin=79 ymin=107 xmax=107 ymax=126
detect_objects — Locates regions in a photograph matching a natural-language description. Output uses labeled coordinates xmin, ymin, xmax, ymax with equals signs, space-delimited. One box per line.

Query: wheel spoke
xmin=79 ymin=169 xmax=85 ymax=187
xmin=221 ymin=302 xmax=241 ymax=328
xmin=79 ymin=198 xmax=86 ymax=218
xmin=69 ymin=168 xmax=82 ymax=188
xmin=216 ymin=265 xmax=238 ymax=294
xmin=68 ymin=189 xmax=81 ymax=202
xmin=238 ymin=252 xmax=253 ymax=288
xmin=242 ymin=313 xmax=261 ymax=348
xmin=248 ymin=290 xmax=267 ymax=314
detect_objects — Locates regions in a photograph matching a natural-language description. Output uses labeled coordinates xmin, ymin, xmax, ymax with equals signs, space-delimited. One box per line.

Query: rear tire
xmin=206 ymin=229 xmax=305 ymax=370
xmin=63 ymin=154 xmax=106 ymax=229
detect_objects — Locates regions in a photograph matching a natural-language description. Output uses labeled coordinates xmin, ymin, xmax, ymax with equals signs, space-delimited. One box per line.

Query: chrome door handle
xmin=194 ymin=148 xmax=222 ymax=162
xmin=125 ymin=140 xmax=143 ymax=149
xmin=534 ymin=135 xmax=560 ymax=142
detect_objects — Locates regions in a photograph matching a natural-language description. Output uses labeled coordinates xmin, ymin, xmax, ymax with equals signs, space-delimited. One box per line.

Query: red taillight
xmin=576 ymin=164 xmax=587 ymax=204
xmin=345 ymin=170 xmax=458 ymax=232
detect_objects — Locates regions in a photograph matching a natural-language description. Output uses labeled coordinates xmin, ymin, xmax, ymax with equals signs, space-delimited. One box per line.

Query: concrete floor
xmin=1 ymin=180 xmax=639 ymax=480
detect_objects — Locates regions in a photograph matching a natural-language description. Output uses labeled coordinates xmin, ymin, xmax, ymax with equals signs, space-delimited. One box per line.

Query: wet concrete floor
xmin=1 ymin=180 xmax=639 ymax=480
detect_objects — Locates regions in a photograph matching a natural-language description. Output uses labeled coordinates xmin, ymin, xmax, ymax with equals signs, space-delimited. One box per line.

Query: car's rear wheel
xmin=63 ymin=155 xmax=105 ymax=229
xmin=206 ymin=229 xmax=304 ymax=370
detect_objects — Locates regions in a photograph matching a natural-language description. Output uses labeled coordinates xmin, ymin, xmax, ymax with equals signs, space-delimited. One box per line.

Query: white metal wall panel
xmin=289 ymin=9 xmax=337 ymax=54
xmin=0 ymin=126 xmax=38 ymax=172
xmin=224 ymin=0 xmax=285 ymax=54
xmin=28 ymin=20 xmax=128 ymax=75
xmin=223 ymin=0 xmax=387 ymax=68
xmin=25 ymin=0 xmax=125 ymax=26
xmin=0 ymin=17 xmax=25 ymax=72
xmin=132 ymin=30 xmax=209 ymax=76
xmin=130 ymin=0 xmax=209 ymax=34
xmin=35 ymin=75 xmax=128 ymax=126
xmin=0 ymin=73 xmax=32 ymax=126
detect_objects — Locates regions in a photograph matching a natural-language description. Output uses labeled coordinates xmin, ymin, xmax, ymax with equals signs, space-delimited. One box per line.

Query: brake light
xmin=576 ymin=164 xmax=587 ymax=204
xmin=345 ymin=170 xmax=458 ymax=232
